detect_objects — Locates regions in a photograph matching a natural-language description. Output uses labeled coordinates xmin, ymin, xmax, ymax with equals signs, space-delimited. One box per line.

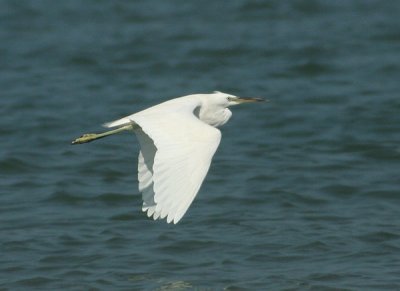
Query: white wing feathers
xmin=105 ymin=98 xmax=221 ymax=224
xmin=136 ymin=129 xmax=157 ymax=214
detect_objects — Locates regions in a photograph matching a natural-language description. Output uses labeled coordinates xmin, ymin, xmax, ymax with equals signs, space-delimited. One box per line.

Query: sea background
xmin=1 ymin=1 xmax=400 ymax=290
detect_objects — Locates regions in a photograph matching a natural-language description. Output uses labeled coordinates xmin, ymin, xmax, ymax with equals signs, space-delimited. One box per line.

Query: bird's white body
xmin=105 ymin=93 xmax=233 ymax=128
xmin=73 ymin=91 xmax=262 ymax=224
xmin=105 ymin=92 xmax=236 ymax=224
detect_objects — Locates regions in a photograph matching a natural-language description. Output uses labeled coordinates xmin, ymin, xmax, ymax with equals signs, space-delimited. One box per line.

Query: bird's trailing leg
xmin=71 ymin=124 xmax=136 ymax=145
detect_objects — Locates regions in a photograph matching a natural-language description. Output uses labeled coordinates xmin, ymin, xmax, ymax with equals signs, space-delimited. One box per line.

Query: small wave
xmin=0 ymin=157 xmax=33 ymax=174
xmin=290 ymin=61 xmax=335 ymax=76
xmin=357 ymin=231 xmax=400 ymax=243
xmin=45 ymin=191 xmax=85 ymax=205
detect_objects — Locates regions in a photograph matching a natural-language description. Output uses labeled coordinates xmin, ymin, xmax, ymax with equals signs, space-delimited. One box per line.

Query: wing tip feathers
xmin=142 ymin=203 xmax=183 ymax=224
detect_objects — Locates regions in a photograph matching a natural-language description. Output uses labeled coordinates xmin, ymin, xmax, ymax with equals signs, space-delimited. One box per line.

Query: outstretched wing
xmin=135 ymin=129 xmax=157 ymax=215
xmin=130 ymin=101 xmax=221 ymax=224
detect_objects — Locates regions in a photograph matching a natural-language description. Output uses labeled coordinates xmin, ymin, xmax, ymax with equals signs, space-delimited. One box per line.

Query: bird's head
xmin=197 ymin=91 xmax=265 ymax=127
xmin=211 ymin=91 xmax=264 ymax=107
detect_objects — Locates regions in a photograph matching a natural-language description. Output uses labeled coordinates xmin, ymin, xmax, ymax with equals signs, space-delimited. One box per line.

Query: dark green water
xmin=1 ymin=1 xmax=400 ymax=289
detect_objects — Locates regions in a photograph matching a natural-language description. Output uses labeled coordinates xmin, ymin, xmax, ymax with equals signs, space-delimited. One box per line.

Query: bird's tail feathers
xmin=103 ymin=117 xmax=133 ymax=128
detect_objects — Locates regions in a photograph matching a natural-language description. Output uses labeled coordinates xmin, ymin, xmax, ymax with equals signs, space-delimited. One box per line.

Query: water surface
xmin=1 ymin=1 xmax=400 ymax=289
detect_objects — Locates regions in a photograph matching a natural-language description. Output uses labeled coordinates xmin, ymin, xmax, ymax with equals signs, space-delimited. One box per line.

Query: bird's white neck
xmin=198 ymin=107 xmax=232 ymax=127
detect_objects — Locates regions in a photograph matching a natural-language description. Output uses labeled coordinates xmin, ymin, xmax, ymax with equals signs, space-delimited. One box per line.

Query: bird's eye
xmin=227 ymin=97 xmax=233 ymax=101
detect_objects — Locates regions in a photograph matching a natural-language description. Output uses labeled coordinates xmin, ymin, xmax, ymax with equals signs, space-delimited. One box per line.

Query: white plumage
xmin=73 ymin=91 xmax=263 ymax=224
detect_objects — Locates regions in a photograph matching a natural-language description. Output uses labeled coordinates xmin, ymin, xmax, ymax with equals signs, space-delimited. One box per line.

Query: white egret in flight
xmin=72 ymin=91 xmax=264 ymax=224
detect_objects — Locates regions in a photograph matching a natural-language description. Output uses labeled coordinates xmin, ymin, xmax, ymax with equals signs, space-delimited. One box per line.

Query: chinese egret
xmin=72 ymin=91 xmax=264 ymax=223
